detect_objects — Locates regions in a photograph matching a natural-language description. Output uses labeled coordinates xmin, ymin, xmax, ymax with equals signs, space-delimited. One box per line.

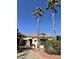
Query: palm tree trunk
xmin=37 ymin=16 xmax=40 ymax=47
xmin=37 ymin=17 xmax=39 ymax=37
xmin=52 ymin=12 xmax=56 ymax=40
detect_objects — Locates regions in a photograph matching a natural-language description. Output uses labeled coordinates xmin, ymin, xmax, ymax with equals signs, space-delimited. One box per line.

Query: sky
xmin=17 ymin=0 xmax=61 ymax=36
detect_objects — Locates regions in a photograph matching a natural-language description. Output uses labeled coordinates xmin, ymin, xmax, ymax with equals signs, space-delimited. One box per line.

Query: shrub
xmin=44 ymin=40 xmax=53 ymax=54
xmin=44 ymin=39 xmax=61 ymax=55
xmin=19 ymin=40 xmax=26 ymax=46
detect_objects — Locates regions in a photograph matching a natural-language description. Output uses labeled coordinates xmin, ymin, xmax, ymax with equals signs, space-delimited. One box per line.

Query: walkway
xmin=17 ymin=49 xmax=61 ymax=59
xmin=17 ymin=50 xmax=46 ymax=59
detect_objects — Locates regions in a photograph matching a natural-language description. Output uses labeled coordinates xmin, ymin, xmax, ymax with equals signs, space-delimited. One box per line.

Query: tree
xmin=32 ymin=7 xmax=44 ymax=36
xmin=32 ymin=7 xmax=44 ymax=47
xmin=17 ymin=28 xmax=26 ymax=46
xmin=17 ymin=28 xmax=26 ymax=38
xmin=46 ymin=0 xmax=60 ymax=40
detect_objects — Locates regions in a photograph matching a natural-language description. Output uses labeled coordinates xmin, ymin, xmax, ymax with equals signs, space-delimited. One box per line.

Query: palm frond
xmin=46 ymin=0 xmax=60 ymax=13
xmin=32 ymin=7 xmax=44 ymax=17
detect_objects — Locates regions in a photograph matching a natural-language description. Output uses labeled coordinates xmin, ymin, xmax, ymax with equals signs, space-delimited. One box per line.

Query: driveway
xmin=17 ymin=50 xmax=46 ymax=59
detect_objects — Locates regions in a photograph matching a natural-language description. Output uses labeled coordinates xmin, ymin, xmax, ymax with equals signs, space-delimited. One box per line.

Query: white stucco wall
xmin=32 ymin=38 xmax=38 ymax=48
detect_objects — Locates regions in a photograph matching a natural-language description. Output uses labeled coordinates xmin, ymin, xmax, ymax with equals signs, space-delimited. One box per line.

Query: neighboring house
xmin=23 ymin=34 xmax=54 ymax=49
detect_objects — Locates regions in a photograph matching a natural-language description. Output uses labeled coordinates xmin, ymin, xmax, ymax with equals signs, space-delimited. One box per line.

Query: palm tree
xmin=32 ymin=7 xmax=44 ymax=36
xmin=32 ymin=7 xmax=44 ymax=46
xmin=46 ymin=0 xmax=60 ymax=40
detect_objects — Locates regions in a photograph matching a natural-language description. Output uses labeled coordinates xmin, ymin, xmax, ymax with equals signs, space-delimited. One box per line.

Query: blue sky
xmin=17 ymin=0 xmax=61 ymax=36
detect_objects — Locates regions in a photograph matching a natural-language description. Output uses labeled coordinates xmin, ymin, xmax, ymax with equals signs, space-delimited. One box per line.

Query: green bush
xmin=52 ymin=39 xmax=61 ymax=55
xmin=19 ymin=40 xmax=26 ymax=46
xmin=44 ymin=39 xmax=61 ymax=55
xmin=44 ymin=40 xmax=53 ymax=54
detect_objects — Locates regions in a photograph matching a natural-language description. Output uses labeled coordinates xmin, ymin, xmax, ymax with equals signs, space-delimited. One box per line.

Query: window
xmin=34 ymin=40 xmax=36 ymax=42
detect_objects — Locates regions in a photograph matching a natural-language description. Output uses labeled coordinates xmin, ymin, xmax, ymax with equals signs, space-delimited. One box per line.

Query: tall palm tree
xmin=32 ymin=7 xmax=44 ymax=46
xmin=46 ymin=0 xmax=60 ymax=40
xmin=32 ymin=7 xmax=44 ymax=37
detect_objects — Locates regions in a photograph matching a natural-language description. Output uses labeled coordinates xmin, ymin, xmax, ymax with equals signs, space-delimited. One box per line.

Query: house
xmin=23 ymin=33 xmax=54 ymax=49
